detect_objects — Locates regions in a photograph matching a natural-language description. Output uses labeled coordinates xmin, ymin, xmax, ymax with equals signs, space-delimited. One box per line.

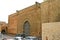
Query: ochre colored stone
xmin=8 ymin=0 xmax=60 ymax=39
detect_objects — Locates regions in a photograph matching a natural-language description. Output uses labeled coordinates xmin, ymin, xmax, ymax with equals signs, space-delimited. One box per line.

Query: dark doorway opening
xmin=23 ymin=21 xmax=30 ymax=36
xmin=1 ymin=29 xmax=6 ymax=34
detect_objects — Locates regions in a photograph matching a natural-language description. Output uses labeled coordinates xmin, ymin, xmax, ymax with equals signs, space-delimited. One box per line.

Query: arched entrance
xmin=23 ymin=21 xmax=30 ymax=35
xmin=1 ymin=29 xmax=5 ymax=34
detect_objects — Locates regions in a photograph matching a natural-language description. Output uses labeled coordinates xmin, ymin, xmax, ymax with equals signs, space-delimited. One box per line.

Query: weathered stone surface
xmin=8 ymin=3 xmax=41 ymax=37
xmin=0 ymin=22 xmax=7 ymax=32
xmin=8 ymin=0 xmax=60 ymax=39
xmin=8 ymin=13 xmax=18 ymax=34
xmin=42 ymin=22 xmax=60 ymax=40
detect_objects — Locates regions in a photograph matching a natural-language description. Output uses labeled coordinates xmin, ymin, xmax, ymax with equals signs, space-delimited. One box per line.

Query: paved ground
xmin=0 ymin=33 xmax=14 ymax=40
xmin=0 ymin=33 xmax=2 ymax=40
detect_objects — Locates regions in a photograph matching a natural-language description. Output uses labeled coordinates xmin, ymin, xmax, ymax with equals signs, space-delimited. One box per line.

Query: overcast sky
xmin=0 ymin=0 xmax=43 ymax=23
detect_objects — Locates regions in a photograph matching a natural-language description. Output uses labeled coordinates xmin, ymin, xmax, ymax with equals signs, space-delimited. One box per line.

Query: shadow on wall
xmin=56 ymin=13 xmax=60 ymax=22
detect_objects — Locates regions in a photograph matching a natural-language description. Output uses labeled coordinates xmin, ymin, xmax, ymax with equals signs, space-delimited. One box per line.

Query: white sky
xmin=0 ymin=0 xmax=43 ymax=23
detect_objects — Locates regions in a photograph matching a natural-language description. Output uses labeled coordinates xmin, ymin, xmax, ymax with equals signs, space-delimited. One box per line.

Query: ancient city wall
xmin=0 ymin=22 xmax=7 ymax=33
xmin=48 ymin=0 xmax=60 ymax=22
xmin=8 ymin=13 xmax=18 ymax=34
xmin=41 ymin=0 xmax=60 ymax=23
xmin=17 ymin=4 xmax=41 ymax=37
xmin=0 ymin=25 xmax=1 ymax=32
xmin=7 ymin=0 xmax=60 ymax=38
xmin=41 ymin=1 xmax=49 ymax=23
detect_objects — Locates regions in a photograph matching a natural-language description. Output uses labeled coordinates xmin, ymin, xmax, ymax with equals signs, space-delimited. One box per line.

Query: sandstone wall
xmin=8 ymin=13 xmax=18 ymax=34
xmin=41 ymin=1 xmax=49 ymax=23
xmin=0 ymin=22 xmax=7 ymax=33
xmin=0 ymin=25 xmax=1 ymax=32
xmin=8 ymin=3 xmax=42 ymax=37
xmin=48 ymin=0 xmax=60 ymax=22
xmin=8 ymin=0 xmax=60 ymax=38
xmin=41 ymin=0 xmax=60 ymax=23
xmin=17 ymin=4 xmax=41 ymax=37
xmin=42 ymin=22 xmax=60 ymax=40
